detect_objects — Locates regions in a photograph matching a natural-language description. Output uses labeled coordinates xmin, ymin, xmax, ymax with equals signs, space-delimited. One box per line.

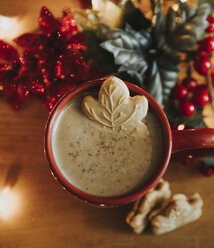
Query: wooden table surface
xmin=0 ymin=1 xmax=214 ymax=248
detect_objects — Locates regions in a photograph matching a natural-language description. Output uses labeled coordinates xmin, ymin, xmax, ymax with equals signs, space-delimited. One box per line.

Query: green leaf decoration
xmin=166 ymin=7 xmax=177 ymax=34
xmin=146 ymin=61 xmax=163 ymax=104
xmin=164 ymin=103 xmax=207 ymax=128
xmin=151 ymin=12 xmax=166 ymax=49
xmin=146 ymin=49 xmax=180 ymax=105
xmin=166 ymin=3 xmax=210 ymax=51
xmin=150 ymin=0 xmax=164 ymax=27
xmin=100 ymin=24 xmax=150 ymax=83
xmin=79 ymin=22 xmax=117 ymax=73
xmin=156 ymin=50 xmax=180 ymax=72
xmin=120 ymin=0 xmax=151 ymax=30
xmin=200 ymin=0 xmax=214 ymax=10
xmin=146 ymin=54 xmax=179 ymax=105
xmin=76 ymin=0 xmax=209 ymax=107
xmin=100 ymin=19 xmax=180 ymax=105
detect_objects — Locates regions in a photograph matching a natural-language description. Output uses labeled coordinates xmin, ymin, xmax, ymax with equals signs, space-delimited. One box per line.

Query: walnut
xmin=149 ymin=193 xmax=203 ymax=235
xmin=126 ymin=179 xmax=171 ymax=234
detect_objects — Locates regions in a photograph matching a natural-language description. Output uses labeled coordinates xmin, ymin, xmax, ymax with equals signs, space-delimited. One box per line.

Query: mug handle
xmin=171 ymin=128 xmax=214 ymax=159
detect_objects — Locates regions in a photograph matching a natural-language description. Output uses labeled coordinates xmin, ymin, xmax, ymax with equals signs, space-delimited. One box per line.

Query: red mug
xmin=44 ymin=78 xmax=214 ymax=207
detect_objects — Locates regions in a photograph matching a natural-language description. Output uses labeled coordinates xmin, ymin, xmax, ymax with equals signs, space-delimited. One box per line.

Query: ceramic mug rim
xmin=44 ymin=78 xmax=172 ymax=206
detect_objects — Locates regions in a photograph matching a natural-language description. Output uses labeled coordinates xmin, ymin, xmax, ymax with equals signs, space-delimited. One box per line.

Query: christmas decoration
xmin=80 ymin=0 xmax=213 ymax=176
xmin=0 ymin=1 xmax=213 ymax=173
xmin=194 ymin=53 xmax=212 ymax=75
xmin=179 ymin=100 xmax=196 ymax=117
xmin=206 ymin=23 xmax=214 ymax=33
xmin=194 ymin=89 xmax=210 ymax=107
xmin=0 ymin=6 xmax=98 ymax=112
xmin=87 ymin=0 xmax=212 ymax=175
xmin=201 ymin=36 xmax=214 ymax=53
xmin=182 ymin=76 xmax=198 ymax=91
xmin=172 ymin=84 xmax=188 ymax=100
xmin=163 ymin=7 xmax=214 ymax=173
xmin=79 ymin=1 xmax=210 ymax=106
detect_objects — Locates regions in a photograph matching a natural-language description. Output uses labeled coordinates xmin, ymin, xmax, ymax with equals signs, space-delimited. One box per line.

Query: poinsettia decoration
xmin=0 ymin=7 xmax=99 ymax=112
xmin=79 ymin=0 xmax=210 ymax=106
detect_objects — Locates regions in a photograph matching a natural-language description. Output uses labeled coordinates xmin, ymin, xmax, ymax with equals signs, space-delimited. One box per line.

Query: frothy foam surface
xmin=52 ymin=95 xmax=163 ymax=197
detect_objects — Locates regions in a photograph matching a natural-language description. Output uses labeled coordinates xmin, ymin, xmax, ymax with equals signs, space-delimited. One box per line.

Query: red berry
xmin=179 ymin=100 xmax=196 ymax=116
xmin=182 ymin=77 xmax=198 ymax=91
xmin=194 ymin=54 xmax=212 ymax=75
xmin=206 ymin=23 xmax=214 ymax=33
xmin=172 ymin=84 xmax=188 ymax=99
xmin=202 ymin=37 xmax=214 ymax=53
xmin=199 ymin=164 xmax=214 ymax=177
xmin=194 ymin=89 xmax=210 ymax=107
xmin=207 ymin=16 xmax=214 ymax=24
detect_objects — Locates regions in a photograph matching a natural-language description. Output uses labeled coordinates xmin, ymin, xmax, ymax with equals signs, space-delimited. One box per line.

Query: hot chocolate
xmin=52 ymin=77 xmax=163 ymax=197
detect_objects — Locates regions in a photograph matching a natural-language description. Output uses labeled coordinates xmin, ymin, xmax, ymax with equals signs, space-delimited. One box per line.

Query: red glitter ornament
xmin=44 ymin=96 xmax=58 ymax=113
xmin=56 ymin=52 xmax=87 ymax=82
xmin=60 ymin=9 xmax=78 ymax=40
xmin=31 ymin=81 xmax=46 ymax=96
xmin=0 ymin=64 xmax=13 ymax=80
xmin=14 ymin=33 xmax=47 ymax=50
xmin=56 ymin=83 xmax=77 ymax=99
xmin=16 ymin=77 xmax=30 ymax=100
xmin=0 ymin=40 xmax=19 ymax=64
xmin=0 ymin=6 xmax=97 ymax=111
xmin=39 ymin=6 xmax=59 ymax=34
xmin=3 ymin=82 xmax=17 ymax=99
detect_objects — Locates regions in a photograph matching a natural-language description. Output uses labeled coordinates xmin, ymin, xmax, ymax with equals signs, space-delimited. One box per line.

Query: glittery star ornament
xmin=0 ymin=6 xmax=98 ymax=112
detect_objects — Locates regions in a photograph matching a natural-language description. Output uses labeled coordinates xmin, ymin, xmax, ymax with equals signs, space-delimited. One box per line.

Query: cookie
xmin=82 ymin=76 xmax=148 ymax=135
xmin=149 ymin=193 xmax=203 ymax=235
xmin=126 ymin=179 xmax=171 ymax=234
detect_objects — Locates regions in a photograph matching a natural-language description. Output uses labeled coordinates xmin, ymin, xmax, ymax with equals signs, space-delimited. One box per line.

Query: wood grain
xmin=0 ymin=1 xmax=214 ymax=247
